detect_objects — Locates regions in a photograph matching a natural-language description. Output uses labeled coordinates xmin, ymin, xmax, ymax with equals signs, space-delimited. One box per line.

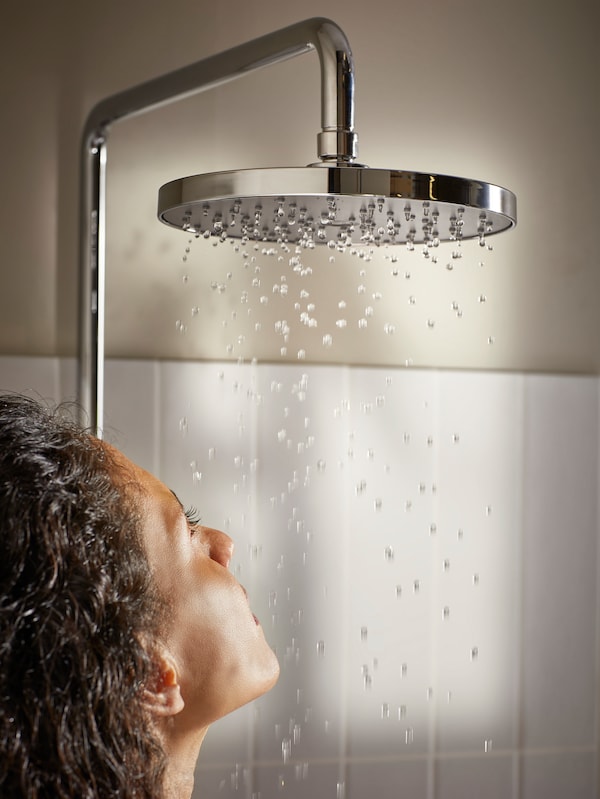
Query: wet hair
xmin=0 ymin=394 xmax=167 ymax=798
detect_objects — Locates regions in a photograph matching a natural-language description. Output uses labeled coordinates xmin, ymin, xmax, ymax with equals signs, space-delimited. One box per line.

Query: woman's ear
xmin=143 ymin=649 xmax=185 ymax=717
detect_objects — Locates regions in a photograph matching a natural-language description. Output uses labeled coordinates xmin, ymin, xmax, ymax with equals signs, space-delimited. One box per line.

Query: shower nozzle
xmin=157 ymin=165 xmax=516 ymax=246
xmin=155 ymin=16 xmax=516 ymax=245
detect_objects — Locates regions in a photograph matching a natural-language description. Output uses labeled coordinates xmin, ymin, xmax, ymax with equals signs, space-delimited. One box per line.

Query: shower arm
xmin=79 ymin=17 xmax=357 ymax=435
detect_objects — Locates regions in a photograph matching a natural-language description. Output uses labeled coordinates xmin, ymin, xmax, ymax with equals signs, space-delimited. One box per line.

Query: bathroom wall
xmin=1 ymin=354 xmax=598 ymax=799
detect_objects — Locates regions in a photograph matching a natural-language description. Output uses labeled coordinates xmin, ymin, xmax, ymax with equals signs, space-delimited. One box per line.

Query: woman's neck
xmin=160 ymin=720 xmax=209 ymax=798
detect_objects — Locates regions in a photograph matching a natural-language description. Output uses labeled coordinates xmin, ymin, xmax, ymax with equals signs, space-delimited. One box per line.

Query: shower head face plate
xmin=157 ymin=166 xmax=516 ymax=246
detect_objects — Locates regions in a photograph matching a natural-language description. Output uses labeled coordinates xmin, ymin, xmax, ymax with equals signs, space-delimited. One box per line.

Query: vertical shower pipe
xmin=78 ymin=17 xmax=358 ymax=436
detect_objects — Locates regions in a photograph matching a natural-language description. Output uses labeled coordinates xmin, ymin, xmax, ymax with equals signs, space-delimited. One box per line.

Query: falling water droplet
xmin=384 ymin=546 xmax=394 ymax=561
xmin=316 ymin=640 xmax=325 ymax=657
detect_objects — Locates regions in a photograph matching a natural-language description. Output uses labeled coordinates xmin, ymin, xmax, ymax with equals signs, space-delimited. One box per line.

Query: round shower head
xmin=157 ymin=165 xmax=516 ymax=247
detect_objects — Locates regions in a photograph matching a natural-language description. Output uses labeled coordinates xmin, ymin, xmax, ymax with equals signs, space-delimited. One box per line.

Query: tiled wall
xmin=1 ymin=356 xmax=598 ymax=798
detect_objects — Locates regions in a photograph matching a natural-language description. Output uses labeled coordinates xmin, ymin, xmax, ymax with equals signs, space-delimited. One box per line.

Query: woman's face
xmin=110 ymin=446 xmax=279 ymax=729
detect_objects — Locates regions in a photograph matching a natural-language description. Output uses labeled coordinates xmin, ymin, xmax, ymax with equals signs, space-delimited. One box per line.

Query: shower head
xmin=157 ymin=164 xmax=516 ymax=246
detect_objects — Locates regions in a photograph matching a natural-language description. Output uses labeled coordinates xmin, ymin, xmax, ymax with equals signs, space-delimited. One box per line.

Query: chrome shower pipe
xmin=78 ymin=17 xmax=357 ymax=435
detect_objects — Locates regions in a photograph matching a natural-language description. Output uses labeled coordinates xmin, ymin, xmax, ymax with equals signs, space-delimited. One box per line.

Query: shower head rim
xmin=157 ymin=164 xmax=516 ymax=243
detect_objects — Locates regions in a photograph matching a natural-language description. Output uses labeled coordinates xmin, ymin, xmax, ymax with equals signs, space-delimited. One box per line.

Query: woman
xmin=0 ymin=394 xmax=279 ymax=798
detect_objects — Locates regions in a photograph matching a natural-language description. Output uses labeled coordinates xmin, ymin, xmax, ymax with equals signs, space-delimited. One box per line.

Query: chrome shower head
xmin=157 ymin=164 xmax=516 ymax=246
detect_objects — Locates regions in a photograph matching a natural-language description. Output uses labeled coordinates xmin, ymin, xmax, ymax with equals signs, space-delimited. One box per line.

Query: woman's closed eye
xmin=184 ymin=506 xmax=202 ymax=533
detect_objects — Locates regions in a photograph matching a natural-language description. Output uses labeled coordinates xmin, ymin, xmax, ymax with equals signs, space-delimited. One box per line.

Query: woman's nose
xmin=204 ymin=527 xmax=234 ymax=568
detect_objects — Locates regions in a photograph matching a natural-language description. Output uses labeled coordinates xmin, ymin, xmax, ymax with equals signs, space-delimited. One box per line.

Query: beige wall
xmin=1 ymin=0 xmax=599 ymax=371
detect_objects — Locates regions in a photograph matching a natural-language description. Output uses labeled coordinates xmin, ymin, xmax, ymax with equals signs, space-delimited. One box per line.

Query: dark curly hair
xmin=0 ymin=394 xmax=168 ymax=798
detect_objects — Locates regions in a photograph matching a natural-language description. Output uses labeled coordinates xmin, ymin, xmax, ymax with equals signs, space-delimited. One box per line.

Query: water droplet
xmin=443 ymin=606 xmax=450 ymax=620
xmin=316 ymin=640 xmax=325 ymax=657
xmin=381 ymin=703 xmax=390 ymax=719
xmin=471 ymin=646 xmax=479 ymax=661
xmin=484 ymin=739 xmax=493 ymax=753
xmin=360 ymin=626 xmax=368 ymax=641
xmin=374 ymin=497 xmax=383 ymax=512
xmin=322 ymin=334 xmax=333 ymax=348
xmin=384 ymin=545 xmax=394 ymax=561
xmin=317 ymin=459 xmax=326 ymax=472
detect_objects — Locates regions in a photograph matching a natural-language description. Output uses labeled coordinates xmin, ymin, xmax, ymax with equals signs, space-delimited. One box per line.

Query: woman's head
xmin=0 ymin=394 xmax=278 ymax=798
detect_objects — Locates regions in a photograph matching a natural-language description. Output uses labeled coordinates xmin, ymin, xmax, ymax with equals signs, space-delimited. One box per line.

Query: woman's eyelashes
xmin=184 ymin=505 xmax=202 ymax=533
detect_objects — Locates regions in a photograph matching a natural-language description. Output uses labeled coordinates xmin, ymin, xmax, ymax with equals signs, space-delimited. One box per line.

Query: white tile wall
xmin=1 ymin=356 xmax=598 ymax=798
